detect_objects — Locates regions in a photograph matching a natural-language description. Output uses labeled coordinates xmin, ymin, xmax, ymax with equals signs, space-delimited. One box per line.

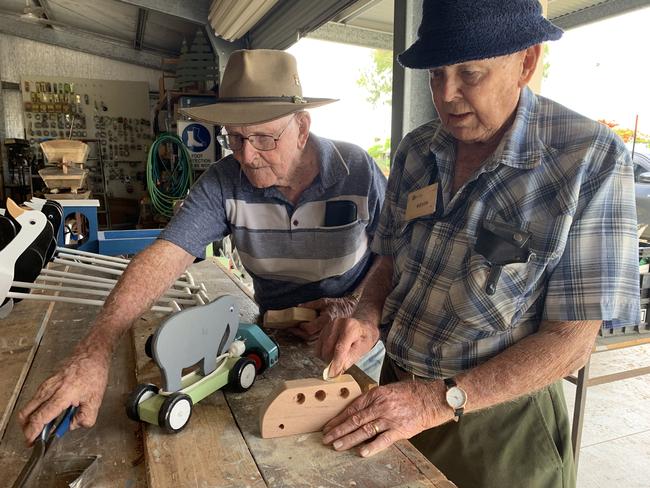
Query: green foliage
xmin=599 ymin=119 xmax=650 ymax=146
xmin=357 ymin=49 xmax=393 ymax=107
xmin=367 ymin=137 xmax=391 ymax=175
xmin=357 ymin=50 xmax=394 ymax=173
xmin=542 ymin=44 xmax=550 ymax=80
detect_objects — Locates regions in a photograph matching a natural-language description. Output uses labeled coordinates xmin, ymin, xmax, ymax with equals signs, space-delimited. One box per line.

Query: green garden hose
xmin=146 ymin=133 xmax=193 ymax=218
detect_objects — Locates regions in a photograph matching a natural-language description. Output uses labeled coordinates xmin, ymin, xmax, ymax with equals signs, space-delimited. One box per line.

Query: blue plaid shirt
xmin=372 ymin=87 xmax=640 ymax=379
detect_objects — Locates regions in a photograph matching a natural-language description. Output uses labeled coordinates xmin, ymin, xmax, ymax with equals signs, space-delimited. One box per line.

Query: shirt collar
xmin=311 ymin=132 xmax=350 ymax=190
xmin=494 ymin=86 xmax=543 ymax=170
xmin=428 ymin=86 xmax=543 ymax=171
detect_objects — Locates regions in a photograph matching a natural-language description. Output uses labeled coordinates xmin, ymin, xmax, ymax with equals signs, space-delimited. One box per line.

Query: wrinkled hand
xmin=322 ymin=380 xmax=452 ymax=457
xmin=287 ymin=296 xmax=358 ymax=342
xmin=314 ymin=317 xmax=380 ymax=377
xmin=18 ymin=349 xmax=110 ymax=445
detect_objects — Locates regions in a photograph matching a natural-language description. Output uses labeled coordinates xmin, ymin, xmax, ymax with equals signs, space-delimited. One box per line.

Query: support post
xmin=390 ymin=0 xmax=436 ymax=163
xmin=0 ymin=60 xmax=6 ymax=202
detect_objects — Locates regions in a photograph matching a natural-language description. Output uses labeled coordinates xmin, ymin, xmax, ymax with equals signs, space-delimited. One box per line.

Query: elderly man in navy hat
xmin=319 ymin=1 xmax=639 ymax=486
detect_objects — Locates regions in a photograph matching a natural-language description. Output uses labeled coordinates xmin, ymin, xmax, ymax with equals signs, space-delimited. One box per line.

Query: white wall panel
xmin=3 ymin=90 xmax=23 ymax=139
xmin=0 ymin=33 xmax=160 ymax=139
xmin=0 ymin=34 xmax=160 ymax=89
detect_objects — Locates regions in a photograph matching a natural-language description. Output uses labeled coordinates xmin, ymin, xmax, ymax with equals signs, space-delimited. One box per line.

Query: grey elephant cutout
xmin=152 ymin=294 xmax=240 ymax=392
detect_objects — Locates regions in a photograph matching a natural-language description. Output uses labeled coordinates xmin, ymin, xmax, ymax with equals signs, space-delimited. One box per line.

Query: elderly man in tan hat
xmin=18 ymin=49 xmax=387 ymax=444
xmin=317 ymin=1 xmax=639 ymax=487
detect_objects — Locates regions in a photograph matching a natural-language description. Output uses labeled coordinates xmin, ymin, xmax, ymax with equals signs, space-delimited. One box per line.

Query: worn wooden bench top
xmin=0 ymin=259 xmax=455 ymax=488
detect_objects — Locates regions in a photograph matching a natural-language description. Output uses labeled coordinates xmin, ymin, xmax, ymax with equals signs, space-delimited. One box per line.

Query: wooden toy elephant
xmin=151 ymin=295 xmax=240 ymax=392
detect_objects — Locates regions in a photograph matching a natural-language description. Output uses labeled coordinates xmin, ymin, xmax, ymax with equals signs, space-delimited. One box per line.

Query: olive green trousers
xmin=381 ymin=359 xmax=576 ymax=488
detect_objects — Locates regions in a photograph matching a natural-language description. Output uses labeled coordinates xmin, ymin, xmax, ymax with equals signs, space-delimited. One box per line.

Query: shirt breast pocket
xmin=443 ymin=213 xmax=573 ymax=332
xmin=311 ymin=219 xmax=366 ymax=253
xmin=524 ymin=213 xmax=574 ymax=294
xmin=444 ymin=251 xmax=529 ymax=332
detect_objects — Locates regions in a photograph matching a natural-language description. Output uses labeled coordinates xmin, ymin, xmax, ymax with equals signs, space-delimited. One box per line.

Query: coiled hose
xmin=146 ymin=133 xmax=193 ymax=218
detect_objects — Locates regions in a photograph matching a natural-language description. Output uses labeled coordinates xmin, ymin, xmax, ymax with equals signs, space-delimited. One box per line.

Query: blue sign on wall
xmin=181 ymin=123 xmax=211 ymax=152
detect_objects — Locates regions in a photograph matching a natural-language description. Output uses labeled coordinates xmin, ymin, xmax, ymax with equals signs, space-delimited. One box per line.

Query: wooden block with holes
xmin=259 ymin=375 xmax=362 ymax=438
xmin=262 ymin=306 xmax=317 ymax=329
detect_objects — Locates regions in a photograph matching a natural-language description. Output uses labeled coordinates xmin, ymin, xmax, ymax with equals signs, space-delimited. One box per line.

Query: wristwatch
xmin=444 ymin=378 xmax=467 ymax=421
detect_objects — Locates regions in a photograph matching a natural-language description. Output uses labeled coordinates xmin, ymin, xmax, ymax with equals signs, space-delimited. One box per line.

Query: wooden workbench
xmin=0 ymin=260 xmax=454 ymax=488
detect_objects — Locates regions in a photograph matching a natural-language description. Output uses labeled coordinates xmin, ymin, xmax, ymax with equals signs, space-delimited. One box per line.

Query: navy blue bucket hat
xmin=398 ymin=0 xmax=563 ymax=69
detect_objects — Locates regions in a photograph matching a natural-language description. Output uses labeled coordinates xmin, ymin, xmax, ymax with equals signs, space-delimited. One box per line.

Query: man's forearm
xmin=352 ymin=254 xmax=394 ymax=327
xmin=76 ymin=240 xmax=195 ymax=360
xmin=456 ymin=319 xmax=601 ymax=413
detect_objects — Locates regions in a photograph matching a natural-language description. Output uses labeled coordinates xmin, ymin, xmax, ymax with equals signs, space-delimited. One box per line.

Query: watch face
xmin=446 ymin=387 xmax=467 ymax=409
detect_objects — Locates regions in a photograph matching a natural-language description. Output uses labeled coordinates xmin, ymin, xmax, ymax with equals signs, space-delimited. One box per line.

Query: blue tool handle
xmin=54 ymin=406 xmax=78 ymax=438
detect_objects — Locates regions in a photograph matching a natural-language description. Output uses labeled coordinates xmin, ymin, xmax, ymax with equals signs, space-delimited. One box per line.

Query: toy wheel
xmin=245 ymin=348 xmax=266 ymax=374
xmin=144 ymin=334 xmax=154 ymax=359
xmin=229 ymin=358 xmax=257 ymax=392
xmin=126 ymin=383 xmax=159 ymax=422
xmin=158 ymin=392 xmax=193 ymax=434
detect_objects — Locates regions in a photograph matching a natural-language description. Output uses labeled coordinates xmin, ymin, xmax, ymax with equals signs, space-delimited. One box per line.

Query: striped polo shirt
xmin=160 ymin=133 xmax=387 ymax=311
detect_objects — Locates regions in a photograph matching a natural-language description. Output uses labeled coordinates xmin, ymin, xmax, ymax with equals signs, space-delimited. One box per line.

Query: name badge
xmin=405 ymin=183 xmax=438 ymax=221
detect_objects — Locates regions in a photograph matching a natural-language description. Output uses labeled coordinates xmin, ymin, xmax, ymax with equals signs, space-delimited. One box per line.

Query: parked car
xmin=633 ymin=151 xmax=650 ymax=239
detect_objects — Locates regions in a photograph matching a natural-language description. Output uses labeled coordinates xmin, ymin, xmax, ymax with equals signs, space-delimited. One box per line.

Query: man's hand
xmin=322 ymin=380 xmax=453 ymax=457
xmin=315 ymin=317 xmax=380 ymax=377
xmin=18 ymin=348 xmax=110 ymax=445
xmin=287 ymin=296 xmax=358 ymax=342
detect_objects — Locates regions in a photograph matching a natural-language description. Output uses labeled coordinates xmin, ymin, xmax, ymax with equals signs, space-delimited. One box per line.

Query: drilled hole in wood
xmin=279 ymin=424 xmax=284 ymax=429
xmin=339 ymin=388 xmax=350 ymax=398
xmin=296 ymin=393 xmax=305 ymax=404
xmin=315 ymin=390 xmax=326 ymax=401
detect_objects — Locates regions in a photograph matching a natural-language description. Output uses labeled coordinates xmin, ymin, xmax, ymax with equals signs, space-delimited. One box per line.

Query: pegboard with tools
xmin=20 ymin=76 xmax=153 ymax=200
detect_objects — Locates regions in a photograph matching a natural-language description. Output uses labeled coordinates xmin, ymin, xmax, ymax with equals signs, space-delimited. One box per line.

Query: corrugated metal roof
xmin=0 ymin=0 xmax=647 ymax=69
xmin=333 ymin=0 xmax=650 ymax=34
xmin=0 ymin=0 xmax=361 ymax=67
xmin=549 ymin=0 xmax=599 ymax=18
xmin=549 ymin=0 xmax=650 ymax=29
xmin=0 ymin=0 xmax=204 ymax=57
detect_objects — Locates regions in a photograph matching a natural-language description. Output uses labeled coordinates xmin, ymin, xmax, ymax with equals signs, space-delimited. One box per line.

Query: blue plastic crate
xmin=98 ymin=229 xmax=161 ymax=256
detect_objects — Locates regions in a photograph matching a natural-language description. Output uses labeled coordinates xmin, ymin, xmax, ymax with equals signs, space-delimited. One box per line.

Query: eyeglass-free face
xmin=428 ymin=48 xmax=536 ymax=145
xmin=218 ymin=114 xmax=296 ymax=152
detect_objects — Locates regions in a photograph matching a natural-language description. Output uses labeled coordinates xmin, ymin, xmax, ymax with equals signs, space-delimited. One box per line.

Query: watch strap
xmin=444 ymin=378 xmax=457 ymax=388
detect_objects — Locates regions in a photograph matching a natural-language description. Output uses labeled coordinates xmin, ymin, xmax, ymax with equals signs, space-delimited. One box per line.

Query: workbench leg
xmin=571 ymin=356 xmax=591 ymax=469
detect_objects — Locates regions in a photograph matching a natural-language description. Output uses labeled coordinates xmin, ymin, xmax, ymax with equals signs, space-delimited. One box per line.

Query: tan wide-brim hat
xmin=180 ymin=49 xmax=337 ymax=126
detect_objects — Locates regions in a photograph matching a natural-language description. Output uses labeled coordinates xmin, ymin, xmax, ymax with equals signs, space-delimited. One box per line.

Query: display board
xmin=20 ymin=76 xmax=152 ymax=201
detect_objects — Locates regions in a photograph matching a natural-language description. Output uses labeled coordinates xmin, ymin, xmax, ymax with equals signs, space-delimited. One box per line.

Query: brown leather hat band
xmin=217 ymin=96 xmax=307 ymax=104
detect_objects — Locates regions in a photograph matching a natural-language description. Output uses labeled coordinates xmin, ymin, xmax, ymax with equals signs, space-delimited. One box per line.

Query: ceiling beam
xmin=308 ymin=22 xmax=392 ymax=50
xmin=134 ymin=7 xmax=148 ymax=50
xmin=332 ymin=0 xmax=384 ymax=23
xmin=203 ymin=26 xmax=246 ymax=81
xmin=552 ymin=0 xmax=650 ymax=30
xmin=249 ymin=0 xmax=359 ymax=50
xmin=0 ymin=13 xmax=164 ymax=70
xmin=116 ymin=0 xmax=211 ymax=24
